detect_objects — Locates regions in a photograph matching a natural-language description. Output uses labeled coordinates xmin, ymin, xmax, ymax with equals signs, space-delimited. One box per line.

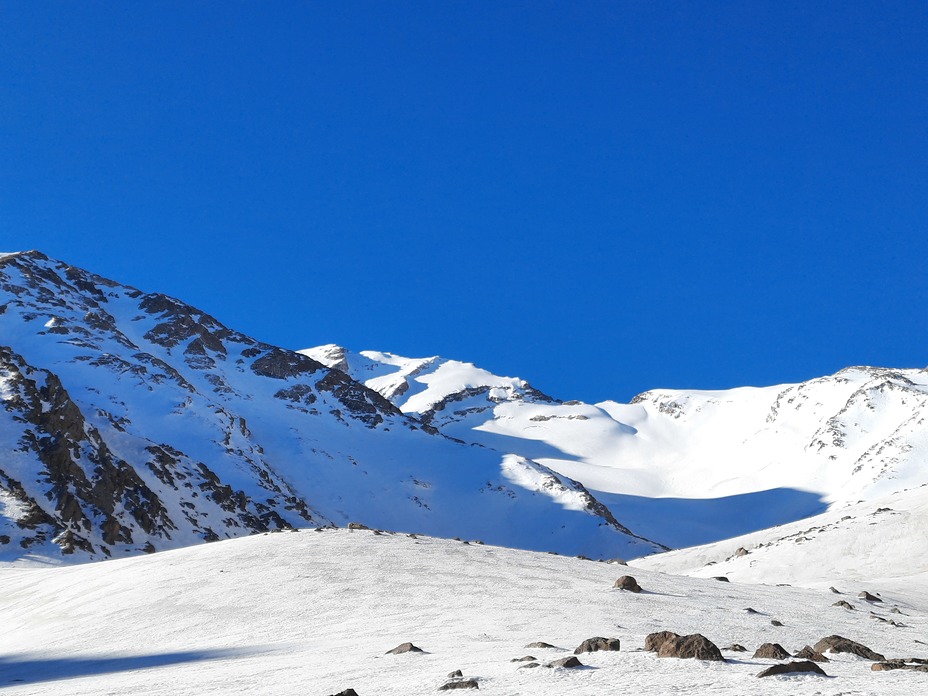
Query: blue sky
xmin=2 ymin=2 xmax=926 ymax=402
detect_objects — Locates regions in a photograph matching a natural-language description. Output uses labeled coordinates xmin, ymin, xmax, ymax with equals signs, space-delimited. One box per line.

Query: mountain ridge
xmin=0 ymin=251 xmax=657 ymax=563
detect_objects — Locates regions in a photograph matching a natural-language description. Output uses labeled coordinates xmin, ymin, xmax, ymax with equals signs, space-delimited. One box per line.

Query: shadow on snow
xmin=0 ymin=647 xmax=263 ymax=687
xmin=595 ymin=487 xmax=828 ymax=552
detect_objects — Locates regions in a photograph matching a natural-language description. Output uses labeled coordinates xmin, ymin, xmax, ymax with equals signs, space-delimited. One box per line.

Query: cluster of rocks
xmin=642 ymin=630 xmax=907 ymax=678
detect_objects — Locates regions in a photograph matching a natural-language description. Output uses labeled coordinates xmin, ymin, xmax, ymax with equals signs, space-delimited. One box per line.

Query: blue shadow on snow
xmin=594 ymin=487 xmax=828 ymax=552
xmin=0 ymin=647 xmax=260 ymax=687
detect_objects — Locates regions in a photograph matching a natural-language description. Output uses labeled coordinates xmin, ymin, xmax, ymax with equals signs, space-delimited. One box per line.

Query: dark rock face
xmin=858 ymin=591 xmax=882 ymax=602
xmin=510 ymin=656 xmax=536 ymax=662
xmin=439 ymin=679 xmax=479 ymax=690
xmin=753 ymin=643 xmax=791 ymax=660
xmin=813 ymin=635 xmax=885 ymax=661
xmin=833 ymin=600 xmax=855 ymax=610
xmin=447 ymin=670 xmax=463 ymax=678
xmin=657 ymin=634 xmax=724 ymax=661
xmin=546 ymin=656 xmax=583 ymax=669
xmin=712 ymin=576 xmax=730 ymax=582
xmin=794 ymin=646 xmax=829 ymax=662
xmin=574 ymin=637 xmax=621 ymax=654
xmin=770 ymin=620 xmax=784 ymax=627
xmin=757 ymin=661 xmax=827 ymax=678
xmin=645 ymin=631 xmax=680 ymax=652
xmin=328 ymin=691 xmax=359 ymax=696
xmin=385 ymin=642 xmax=423 ymax=655
xmin=614 ymin=575 xmax=642 ymax=592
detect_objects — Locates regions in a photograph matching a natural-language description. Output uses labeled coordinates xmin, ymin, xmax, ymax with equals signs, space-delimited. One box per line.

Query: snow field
xmin=1 ymin=529 xmax=925 ymax=695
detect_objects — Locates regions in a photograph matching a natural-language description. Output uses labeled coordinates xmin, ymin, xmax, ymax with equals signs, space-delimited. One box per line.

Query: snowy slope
xmin=305 ymin=345 xmax=928 ymax=549
xmin=632 ymin=482 xmax=928 ymax=589
xmin=0 ymin=251 xmax=661 ymax=562
xmin=1 ymin=528 xmax=926 ymax=695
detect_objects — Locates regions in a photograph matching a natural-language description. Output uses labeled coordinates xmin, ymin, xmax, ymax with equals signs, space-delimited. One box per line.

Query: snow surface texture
xmin=303 ymin=345 xmax=928 ymax=549
xmin=1 ymin=529 xmax=926 ymax=695
xmin=0 ymin=251 xmax=656 ymax=562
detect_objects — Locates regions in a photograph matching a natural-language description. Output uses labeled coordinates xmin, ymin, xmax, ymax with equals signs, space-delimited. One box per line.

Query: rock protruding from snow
xmin=574 ymin=637 xmax=621 ymax=654
xmin=757 ymin=661 xmax=827 ymax=677
xmin=385 ymin=642 xmax=424 ymax=655
xmin=656 ymin=634 xmax=724 ymax=661
xmin=813 ymin=635 xmax=885 ymax=661
xmin=753 ymin=643 xmax=790 ymax=660
xmin=645 ymin=631 xmax=680 ymax=652
xmin=614 ymin=575 xmax=642 ymax=592
xmin=546 ymin=656 xmax=583 ymax=669
xmin=794 ymin=646 xmax=829 ymax=662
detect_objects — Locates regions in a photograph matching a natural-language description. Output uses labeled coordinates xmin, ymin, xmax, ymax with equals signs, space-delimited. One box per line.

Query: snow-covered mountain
xmin=302 ymin=345 xmax=928 ymax=549
xmin=0 ymin=251 xmax=660 ymax=562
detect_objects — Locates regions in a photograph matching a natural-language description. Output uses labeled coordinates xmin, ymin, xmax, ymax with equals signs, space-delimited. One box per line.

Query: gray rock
xmin=386 ymin=642 xmax=424 ymax=655
xmin=525 ymin=641 xmax=558 ymax=649
xmin=546 ymin=656 xmax=583 ymax=669
xmin=724 ymin=644 xmax=747 ymax=652
xmin=509 ymin=656 xmax=536 ymax=662
xmin=833 ymin=600 xmax=855 ymax=610
xmin=712 ymin=576 xmax=730 ymax=582
xmin=813 ymin=635 xmax=885 ymax=661
xmin=614 ymin=575 xmax=642 ymax=592
xmin=574 ymin=637 xmax=621 ymax=654
xmin=519 ymin=662 xmax=540 ymax=669
xmin=753 ymin=643 xmax=790 ymax=660
xmin=757 ymin=661 xmax=827 ymax=677
xmin=328 ymin=691 xmax=359 ymax=696
xmin=770 ymin=620 xmax=784 ymax=627
xmin=438 ymin=679 xmax=479 ymax=690
xmin=657 ymin=634 xmax=724 ymax=661
xmin=447 ymin=670 xmax=463 ymax=678
xmin=859 ymin=591 xmax=882 ymax=602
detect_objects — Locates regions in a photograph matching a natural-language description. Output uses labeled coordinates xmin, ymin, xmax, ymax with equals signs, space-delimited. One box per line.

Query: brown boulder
xmin=813 ymin=635 xmax=884 ymax=661
xmin=657 ymin=634 xmax=724 ymax=661
xmin=757 ymin=661 xmax=827 ymax=677
xmin=614 ymin=575 xmax=642 ymax=592
xmin=645 ymin=631 xmax=680 ymax=652
xmin=385 ymin=642 xmax=424 ymax=654
xmin=753 ymin=643 xmax=790 ymax=660
xmin=794 ymin=645 xmax=829 ymax=662
xmin=574 ymin=637 xmax=621 ymax=654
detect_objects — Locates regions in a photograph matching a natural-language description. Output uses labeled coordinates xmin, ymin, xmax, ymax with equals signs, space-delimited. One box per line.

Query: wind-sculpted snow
xmin=306 ymin=345 xmax=928 ymax=551
xmin=0 ymin=251 xmax=656 ymax=561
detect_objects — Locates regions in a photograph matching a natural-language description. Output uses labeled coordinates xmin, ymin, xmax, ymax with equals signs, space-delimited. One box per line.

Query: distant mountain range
xmin=2 ymin=250 xmax=925 ymax=569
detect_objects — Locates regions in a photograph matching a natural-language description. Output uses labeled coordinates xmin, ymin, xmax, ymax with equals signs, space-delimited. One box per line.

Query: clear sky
xmin=2 ymin=2 xmax=926 ymax=403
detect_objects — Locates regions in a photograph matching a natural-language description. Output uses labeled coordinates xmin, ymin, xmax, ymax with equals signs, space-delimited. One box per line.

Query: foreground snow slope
xmin=304 ymin=345 xmax=928 ymax=548
xmin=1 ymin=529 xmax=926 ymax=695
